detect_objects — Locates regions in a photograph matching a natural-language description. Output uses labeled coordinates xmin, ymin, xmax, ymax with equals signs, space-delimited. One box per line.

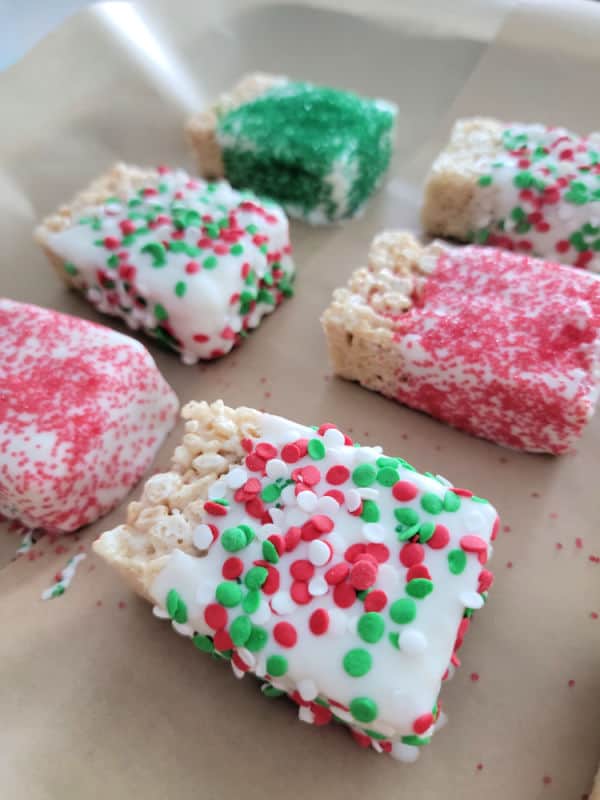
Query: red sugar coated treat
xmin=392 ymin=481 xmax=418 ymax=501
xmin=333 ymin=582 xmax=357 ymax=608
xmin=273 ymin=621 xmax=298 ymax=648
xmin=309 ymin=608 xmax=330 ymax=635
xmin=205 ymin=603 xmax=228 ymax=630
xmin=364 ymin=589 xmax=388 ymax=612
xmin=400 ymin=542 xmax=425 ymax=567
xmin=350 ymin=559 xmax=378 ymax=590
xmin=0 ymin=300 xmax=178 ymax=532
xmin=325 ymin=562 xmax=350 ymax=585
xmin=222 ymin=557 xmax=244 ymax=579
xmin=413 ymin=712 xmax=434 ymax=734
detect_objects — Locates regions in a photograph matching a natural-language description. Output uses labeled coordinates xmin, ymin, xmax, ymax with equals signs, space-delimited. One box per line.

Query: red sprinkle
xmin=273 ymin=621 xmax=297 ymax=647
xmin=406 ymin=564 xmax=431 ymax=582
xmin=213 ymin=629 xmax=233 ymax=651
xmin=325 ymin=562 xmax=350 ymax=585
xmin=290 ymin=559 xmax=314 ymax=581
xmin=413 ymin=712 xmax=434 ymax=734
xmin=400 ymin=542 xmax=425 ymax=567
xmin=326 ymin=465 xmax=350 ymax=485
xmin=256 ymin=442 xmax=277 ymax=460
xmin=333 ymin=582 xmax=357 ymax=608
xmin=325 ymin=489 xmax=345 ymax=505
xmin=222 ymin=557 xmax=244 ymax=579
xmin=309 ymin=608 xmax=330 ymax=635
xmin=344 ymin=543 xmax=366 ymax=563
xmin=392 ymin=481 xmax=418 ymax=501
xmin=460 ymin=535 xmax=488 ymax=554
xmin=291 ymin=581 xmax=311 ymax=605
xmin=205 ymin=603 xmax=228 ymax=630
xmin=364 ymin=590 xmax=388 ymax=612
xmin=204 ymin=501 xmax=228 ymax=517
xmin=365 ymin=543 xmax=390 ymax=563
xmin=350 ymin=559 xmax=378 ymax=590
xmin=245 ymin=453 xmax=266 ymax=472
xmin=428 ymin=524 xmax=450 ymax=550
xmin=312 ymin=515 xmax=334 ymax=533
xmin=284 ymin=526 xmax=302 ymax=552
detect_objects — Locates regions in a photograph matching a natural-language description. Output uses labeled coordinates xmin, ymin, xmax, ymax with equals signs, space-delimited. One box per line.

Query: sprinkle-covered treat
xmin=0 ymin=299 xmax=178 ymax=532
xmin=322 ymin=231 xmax=600 ymax=454
xmin=186 ymin=73 xmax=397 ymax=224
xmin=35 ymin=163 xmax=295 ymax=363
xmin=422 ymin=118 xmax=600 ymax=271
xmin=94 ymin=400 xmax=498 ymax=760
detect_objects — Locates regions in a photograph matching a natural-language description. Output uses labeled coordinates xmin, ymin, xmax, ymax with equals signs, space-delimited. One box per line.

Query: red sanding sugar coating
xmin=392 ymin=245 xmax=600 ymax=453
xmin=0 ymin=299 xmax=178 ymax=532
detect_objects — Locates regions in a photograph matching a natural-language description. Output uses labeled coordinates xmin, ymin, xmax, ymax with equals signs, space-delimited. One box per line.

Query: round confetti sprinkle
xmin=413 ymin=712 xmax=434 ymax=734
xmin=308 ymin=539 xmax=331 ymax=566
xmin=364 ymin=590 xmax=388 ymax=612
xmin=193 ymin=634 xmax=214 ymax=653
xmin=245 ymin=566 xmax=268 ymax=589
xmin=448 ymin=549 xmax=467 ymax=575
xmin=221 ymin=527 xmax=247 ymax=552
xmin=307 ymin=439 xmax=326 ymax=460
xmin=390 ymin=597 xmax=417 ymax=624
xmin=267 ymin=654 xmax=288 ymax=677
xmin=400 ymin=543 xmax=425 ymax=568
xmin=407 ymin=564 xmax=431 ymax=582
xmin=366 ymin=543 xmax=389 ymax=562
xmin=242 ymin=589 xmax=261 ymax=614
xmin=395 ymin=507 xmax=419 ymax=526
xmin=230 ymin=615 xmax=252 ymax=645
xmin=350 ymin=697 xmax=378 ymax=723
xmin=428 ymin=524 xmax=450 ymax=550
xmin=222 ymin=557 xmax=244 ymax=579
xmin=377 ymin=467 xmax=400 ymax=487
xmin=325 ymin=562 xmax=350 ymax=585
xmin=420 ymin=493 xmax=443 ymax=514
xmin=350 ymin=559 xmax=378 ymax=590
xmin=393 ymin=481 xmax=418 ymax=501
xmin=291 ymin=580 xmax=312 ymax=605
xmin=290 ymin=559 xmax=315 ymax=581
xmin=213 ymin=629 xmax=233 ymax=651
xmin=343 ymin=648 xmax=372 ymax=677
xmin=273 ymin=621 xmax=298 ymax=647
xmin=361 ymin=499 xmax=380 ymax=523
xmin=333 ymin=582 xmax=357 ymax=608
xmin=352 ymin=464 xmax=377 ymax=487
xmin=246 ymin=625 xmax=268 ymax=652
xmin=309 ymin=608 xmax=330 ymax=635
xmin=205 ymin=603 xmax=228 ymax=630
xmin=406 ymin=578 xmax=434 ymax=599
xmin=357 ymin=612 xmax=385 ymax=643
xmin=216 ymin=581 xmax=242 ymax=607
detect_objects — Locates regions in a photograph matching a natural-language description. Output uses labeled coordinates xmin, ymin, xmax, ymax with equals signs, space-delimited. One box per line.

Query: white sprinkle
xmin=236 ymin=648 xmax=256 ymax=669
xmin=260 ymin=523 xmax=281 ymax=540
xmin=208 ymin=480 xmax=228 ymax=500
xmin=226 ymin=467 xmax=248 ymax=488
xmin=192 ymin=524 xmax=214 ymax=550
xmin=315 ymin=495 xmax=340 ymax=516
xmin=308 ymin=539 xmax=331 ymax=566
xmin=271 ymin=592 xmax=295 ymax=615
xmin=231 ymin=663 xmax=245 ymax=680
xmin=434 ymin=710 xmax=448 ymax=732
xmin=308 ymin=576 xmax=328 ymax=597
xmin=363 ymin=523 xmax=385 ymax=543
xmin=372 ymin=740 xmax=383 ymax=753
xmin=298 ymin=705 xmax=314 ymax=724
xmin=460 ymin=591 xmax=484 ymax=609
xmin=297 ymin=490 xmax=318 ymax=512
xmin=280 ymin=485 xmax=297 ymax=505
xmin=399 ymin=629 xmax=428 ymax=655
xmin=266 ymin=458 xmax=288 ymax=479
xmin=297 ymin=678 xmax=319 ymax=701
xmin=331 ymin=707 xmax=353 ymax=723
xmin=391 ymin=743 xmax=420 ymax=763
xmin=196 ymin=583 xmax=215 ymax=604
xmin=346 ymin=489 xmax=362 ymax=512
xmin=358 ymin=487 xmax=379 ymax=500
xmin=323 ymin=428 xmax=346 ymax=447
xmin=251 ymin=601 xmax=272 ymax=624
xmin=172 ymin=621 xmax=194 ymax=637
xmin=152 ymin=605 xmax=170 ymax=619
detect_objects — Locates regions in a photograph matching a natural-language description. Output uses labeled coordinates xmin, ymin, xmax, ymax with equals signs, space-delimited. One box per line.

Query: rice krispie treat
xmin=35 ymin=164 xmax=295 ymax=363
xmin=423 ymin=118 xmax=600 ymax=271
xmin=0 ymin=299 xmax=178 ymax=533
xmin=95 ymin=400 xmax=498 ymax=761
xmin=321 ymin=231 xmax=600 ymax=454
xmin=186 ymin=73 xmax=397 ymax=224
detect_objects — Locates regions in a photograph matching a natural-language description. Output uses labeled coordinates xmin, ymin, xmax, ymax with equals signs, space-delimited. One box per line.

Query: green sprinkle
xmin=206 ymin=223 xmax=220 ymax=238
xmin=239 ymin=524 xmax=255 ymax=544
xmin=376 ymin=457 xmax=400 ymax=468
xmin=420 ymin=493 xmax=443 ymax=515
xmin=419 ymin=522 xmax=435 ymax=543
xmin=357 ymin=612 xmax=385 ymax=643
xmin=242 ymin=589 xmax=260 ymax=614
xmin=193 ymin=634 xmax=215 ymax=653
xmin=471 ymin=495 xmax=490 ymax=504
xmin=154 ymin=303 xmax=168 ymax=322
xmin=174 ymin=281 xmax=187 ymax=297
xmin=376 ymin=467 xmax=399 ymax=487
xmin=262 ymin=540 xmax=279 ymax=564
xmin=166 ymin=588 xmax=188 ymax=624
xmin=390 ymin=597 xmax=417 ymax=624
xmin=448 ymin=549 xmax=467 ymax=575
xmin=478 ymin=175 xmax=493 ymax=187
xmin=443 ymin=491 xmax=461 ymax=512
xmin=64 ymin=262 xmax=78 ymax=276
xmin=402 ymin=734 xmax=431 ymax=746
xmin=246 ymin=223 xmax=258 ymax=234
xmin=106 ymin=254 xmax=119 ymax=269
xmin=361 ymin=500 xmax=380 ymax=523
xmin=352 ymin=464 xmax=377 ymax=487
xmin=343 ymin=648 xmax=372 ymax=677
xmin=261 ymin=685 xmax=284 ymax=697
xmin=261 ymin=483 xmax=281 ymax=503
xmin=307 ymin=439 xmax=326 ymax=460
xmin=349 ymin=697 xmax=378 ymax=723
xmin=510 ymin=206 xmax=526 ymax=222
xmin=141 ymin=241 xmax=167 ymax=267
xmin=406 ymin=578 xmax=434 ymax=599
xmin=513 ymin=171 xmax=533 ymax=189
xmin=266 ymin=654 xmax=288 ymax=677
xmin=388 ymin=632 xmax=400 ymax=649
xmin=257 ymin=287 xmax=275 ymax=305
xmin=230 ymin=243 xmax=244 ymax=255
xmin=203 ymin=255 xmax=218 ymax=269
xmin=356 ymin=589 xmax=369 ymax=601
xmin=244 ymin=566 xmax=268 ymax=590
xmin=221 ymin=527 xmax=247 ymax=552
xmin=396 ymin=523 xmax=421 ymax=541
xmin=216 ymin=581 xmax=242 ymax=607
xmin=246 ymin=625 xmax=268 ymax=652
xmin=230 ymin=615 xmax=252 ymax=646
xmin=395 ymin=507 xmax=419 ymax=526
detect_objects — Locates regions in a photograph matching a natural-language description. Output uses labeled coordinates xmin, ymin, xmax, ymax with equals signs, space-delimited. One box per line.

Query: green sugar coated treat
xmin=350 ymin=696 xmax=378 ymax=723
xmin=217 ymin=82 xmax=396 ymax=222
xmin=166 ymin=588 xmax=188 ymax=624
xmin=343 ymin=648 xmax=372 ymax=677
xmin=266 ymin=654 xmax=288 ymax=677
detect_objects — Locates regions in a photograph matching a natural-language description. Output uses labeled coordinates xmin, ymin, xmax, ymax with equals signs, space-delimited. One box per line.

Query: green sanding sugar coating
xmin=217 ymin=82 xmax=397 ymax=222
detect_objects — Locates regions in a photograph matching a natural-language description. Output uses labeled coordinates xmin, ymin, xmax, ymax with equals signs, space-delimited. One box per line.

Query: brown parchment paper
xmin=0 ymin=1 xmax=599 ymax=798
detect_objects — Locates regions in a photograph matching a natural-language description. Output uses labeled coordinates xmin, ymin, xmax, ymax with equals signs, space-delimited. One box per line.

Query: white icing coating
xmin=150 ymin=412 xmax=497 ymax=751
xmin=45 ymin=169 xmax=295 ymax=362
xmin=41 ymin=553 xmax=86 ymax=600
